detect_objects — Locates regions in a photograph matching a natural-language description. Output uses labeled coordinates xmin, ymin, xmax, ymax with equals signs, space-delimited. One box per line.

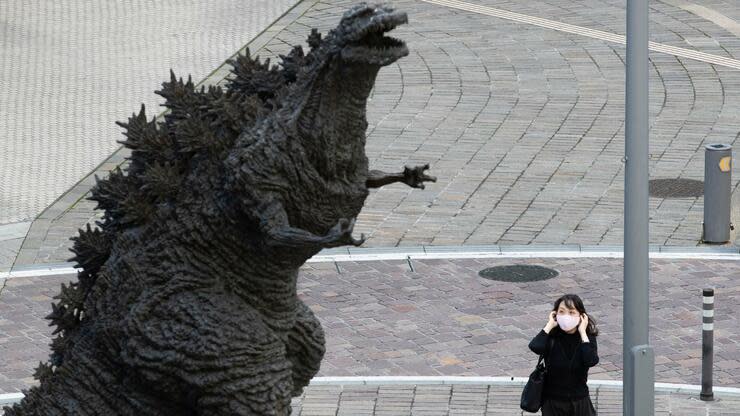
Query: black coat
xmin=529 ymin=328 xmax=599 ymax=400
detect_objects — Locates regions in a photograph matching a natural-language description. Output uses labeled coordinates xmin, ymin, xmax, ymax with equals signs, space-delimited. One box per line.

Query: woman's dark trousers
xmin=541 ymin=396 xmax=596 ymax=416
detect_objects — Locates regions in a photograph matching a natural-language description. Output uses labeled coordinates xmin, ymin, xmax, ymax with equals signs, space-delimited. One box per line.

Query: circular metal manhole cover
xmin=478 ymin=265 xmax=559 ymax=282
xmin=649 ymin=178 xmax=704 ymax=198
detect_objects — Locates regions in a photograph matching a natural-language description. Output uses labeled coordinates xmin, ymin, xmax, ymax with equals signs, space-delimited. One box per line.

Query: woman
xmin=529 ymin=294 xmax=599 ymax=415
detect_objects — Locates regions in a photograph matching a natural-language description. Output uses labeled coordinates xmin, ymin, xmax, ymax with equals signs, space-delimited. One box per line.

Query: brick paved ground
xmin=287 ymin=384 xmax=740 ymax=415
xmin=2 ymin=257 xmax=739 ymax=395
xmin=2 ymin=383 xmax=739 ymax=415
xmin=9 ymin=0 xmax=740 ymax=267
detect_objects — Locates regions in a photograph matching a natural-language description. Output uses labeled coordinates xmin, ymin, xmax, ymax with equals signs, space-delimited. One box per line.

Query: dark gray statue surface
xmin=5 ymin=3 xmax=435 ymax=415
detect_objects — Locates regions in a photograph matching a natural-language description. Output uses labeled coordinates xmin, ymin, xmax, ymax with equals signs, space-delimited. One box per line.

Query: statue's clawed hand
xmin=323 ymin=218 xmax=366 ymax=247
xmin=402 ymin=164 xmax=437 ymax=190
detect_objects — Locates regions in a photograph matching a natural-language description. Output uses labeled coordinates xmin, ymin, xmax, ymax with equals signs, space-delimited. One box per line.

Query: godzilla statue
xmin=4 ymin=4 xmax=434 ymax=415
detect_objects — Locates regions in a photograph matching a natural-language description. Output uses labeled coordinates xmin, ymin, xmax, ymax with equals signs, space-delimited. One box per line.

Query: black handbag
xmin=520 ymin=337 xmax=554 ymax=413
xmin=520 ymin=355 xmax=546 ymax=412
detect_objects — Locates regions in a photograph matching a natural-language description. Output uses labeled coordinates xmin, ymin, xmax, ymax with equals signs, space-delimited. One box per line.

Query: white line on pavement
xmin=1 ymin=247 xmax=737 ymax=281
xmin=309 ymin=377 xmax=740 ymax=396
xmin=658 ymin=0 xmax=740 ymax=38
xmin=421 ymin=0 xmax=740 ymax=70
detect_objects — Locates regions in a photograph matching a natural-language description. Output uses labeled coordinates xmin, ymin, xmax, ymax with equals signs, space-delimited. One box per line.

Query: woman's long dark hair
xmin=552 ymin=294 xmax=599 ymax=336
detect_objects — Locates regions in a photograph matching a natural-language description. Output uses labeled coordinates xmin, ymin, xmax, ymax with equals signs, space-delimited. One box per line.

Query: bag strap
xmin=537 ymin=335 xmax=556 ymax=368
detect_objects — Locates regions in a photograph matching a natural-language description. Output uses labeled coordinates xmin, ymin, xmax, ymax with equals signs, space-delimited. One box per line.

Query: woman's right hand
xmin=544 ymin=311 xmax=558 ymax=333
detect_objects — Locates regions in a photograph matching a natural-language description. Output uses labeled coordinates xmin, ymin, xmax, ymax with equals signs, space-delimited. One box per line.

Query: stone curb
xmin=0 ymin=222 xmax=32 ymax=242
xmin=312 ymin=246 xmax=740 ymax=262
xmin=314 ymin=244 xmax=740 ymax=259
xmin=11 ymin=0 xmax=318 ymax=269
xmin=0 ymin=393 xmax=23 ymax=406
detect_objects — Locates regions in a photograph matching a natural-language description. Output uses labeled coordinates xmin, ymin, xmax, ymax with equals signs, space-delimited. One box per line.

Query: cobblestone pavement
xmin=2 ymin=257 xmax=739 ymax=394
xmin=287 ymin=384 xmax=740 ymax=415
xmin=0 ymin=0 xmax=300 ymax=225
xmin=9 ymin=0 xmax=740 ymax=267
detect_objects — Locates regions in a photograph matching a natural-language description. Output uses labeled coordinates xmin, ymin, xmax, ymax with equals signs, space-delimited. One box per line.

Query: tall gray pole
xmin=624 ymin=0 xmax=654 ymax=414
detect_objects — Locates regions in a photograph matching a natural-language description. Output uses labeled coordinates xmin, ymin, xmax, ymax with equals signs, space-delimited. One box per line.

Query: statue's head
xmin=286 ymin=3 xmax=409 ymax=90
xmin=328 ymin=3 xmax=409 ymax=67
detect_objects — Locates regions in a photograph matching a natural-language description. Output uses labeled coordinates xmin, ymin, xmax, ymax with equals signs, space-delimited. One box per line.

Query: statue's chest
xmin=302 ymin=171 xmax=368 ymax=210
xmin=284 ymin=166 xmax=369 ymax=231
xmin=272 ymin=137 xmax=369 ymax=226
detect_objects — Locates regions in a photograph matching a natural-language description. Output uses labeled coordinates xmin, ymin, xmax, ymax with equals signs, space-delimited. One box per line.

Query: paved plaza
xmin=3 ymin=0 xmax=740 ymax=413
xmin=4 ymin=0 xmax=740 ymax=270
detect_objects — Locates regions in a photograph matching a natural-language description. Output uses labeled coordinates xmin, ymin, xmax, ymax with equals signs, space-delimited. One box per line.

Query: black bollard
xmin=700 ymin=288 xmax=714 ymax=401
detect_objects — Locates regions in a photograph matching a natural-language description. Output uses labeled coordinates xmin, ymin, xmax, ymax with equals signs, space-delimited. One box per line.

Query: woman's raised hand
xmin=578 ymin=313 xmax=589 ymax=334
xmin=544 ymin=311 xmax=558 ymax=333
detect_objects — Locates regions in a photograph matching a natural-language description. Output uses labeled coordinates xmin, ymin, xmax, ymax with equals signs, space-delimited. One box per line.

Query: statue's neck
xmin=290 ymin=65 xmax=377 ymax=177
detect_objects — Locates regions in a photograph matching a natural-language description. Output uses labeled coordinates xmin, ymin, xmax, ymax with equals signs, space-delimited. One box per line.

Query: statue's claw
xmin=403 ymin=164 xmax=437 ymax=189
xmin=324 ymin=218 xmax=364 ymax=247
xmin=351 ymin=232 xmax=366 ymax=247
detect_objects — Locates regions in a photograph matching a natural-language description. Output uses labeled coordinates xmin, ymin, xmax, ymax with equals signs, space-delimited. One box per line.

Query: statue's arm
xmin=366 ymin=164 xmax=436 ymax=189
xmin=259 ymin=199 xmax=365 ymax=248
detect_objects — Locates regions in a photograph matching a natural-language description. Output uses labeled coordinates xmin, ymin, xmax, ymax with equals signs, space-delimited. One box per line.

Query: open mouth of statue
xmin=342 ymin=12 xmax=410 ymax=65
xmin=359 ymin=32 xmax=406 ymax=52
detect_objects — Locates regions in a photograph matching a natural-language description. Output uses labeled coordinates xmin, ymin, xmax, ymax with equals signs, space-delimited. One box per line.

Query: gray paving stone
xmin=0 ymin=0 xmax=302 ymax=226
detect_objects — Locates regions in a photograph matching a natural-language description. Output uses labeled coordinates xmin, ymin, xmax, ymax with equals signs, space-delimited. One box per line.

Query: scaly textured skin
xmin=4 ymin=4 xmax=435 ymax=415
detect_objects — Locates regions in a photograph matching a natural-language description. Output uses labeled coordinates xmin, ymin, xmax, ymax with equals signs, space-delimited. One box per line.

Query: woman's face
xmin=556 ymin=303 xmax=580 ymax=318
xmin=556 ymin=302 xmax=582 ymax=333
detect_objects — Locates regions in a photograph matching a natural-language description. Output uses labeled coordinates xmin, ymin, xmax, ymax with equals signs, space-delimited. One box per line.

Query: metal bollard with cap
xmin=703 ymin=144 xmax=732 ymax=243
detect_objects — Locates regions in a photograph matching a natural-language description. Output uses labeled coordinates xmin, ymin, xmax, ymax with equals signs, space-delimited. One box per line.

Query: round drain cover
xmin=478 ymin=265 xmax=559 ymax=282
xmin=649 ymin=178 xmax=703 ymax=198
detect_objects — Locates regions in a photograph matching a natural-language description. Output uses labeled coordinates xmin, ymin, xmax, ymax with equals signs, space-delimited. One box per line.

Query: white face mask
xmin=557 ymin=314 xmax=580 ymax=331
